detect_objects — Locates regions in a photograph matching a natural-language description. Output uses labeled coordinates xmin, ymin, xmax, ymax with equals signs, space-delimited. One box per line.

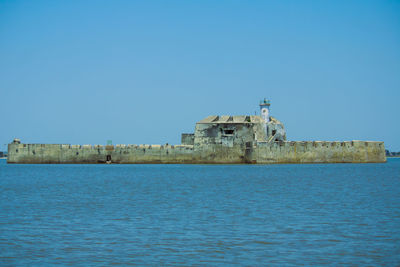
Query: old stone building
xmin=194 ymin=115 xmax=266 ymax=147
xmin=182 ymin=113 xmax=286 ymax=147
xmin=7 ymin=100 xmax=386 ymax=164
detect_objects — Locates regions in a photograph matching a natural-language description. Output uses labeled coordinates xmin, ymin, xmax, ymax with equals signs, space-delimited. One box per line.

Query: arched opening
xmin=106 ymin=155 xmax=111 ymax=162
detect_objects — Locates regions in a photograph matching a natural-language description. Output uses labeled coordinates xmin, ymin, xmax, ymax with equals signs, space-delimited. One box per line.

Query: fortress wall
xmin=254 ymin=141 xmax=386 ymax=163
xmin=7 ymin=141 xmax=385 ymax=164
xmin=171 ymin=145 xmax=194 ymax=163
xmin=193 ymin=144 xmax=245 ymax=163
xmin=113 ymin=145 xmax=194 ymax=164
xmin=8 ymin=144 xmax=61 ymax=164
xmin=59 ymin=145 xmax=102 ymax=163
xmin=192 ymin=122 xmax=264 ymax=163
xmin=7 ymin=143 xmax=106 ymax=164
xmin=7 ymin=143 xmax=194 ymax=164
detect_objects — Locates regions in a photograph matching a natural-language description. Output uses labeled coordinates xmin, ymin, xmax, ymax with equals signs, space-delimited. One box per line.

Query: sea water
xmin=0 ymin=159 xmax=399 ymax=265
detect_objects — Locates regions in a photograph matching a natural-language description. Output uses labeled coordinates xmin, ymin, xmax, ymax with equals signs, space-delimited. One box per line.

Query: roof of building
xmin=197 ymin=115 xmax=264 ymax=124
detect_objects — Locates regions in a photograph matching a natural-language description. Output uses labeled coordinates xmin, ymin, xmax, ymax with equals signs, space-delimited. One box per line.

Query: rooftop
xmin=197 ymin=115 xmax=264 ymax=124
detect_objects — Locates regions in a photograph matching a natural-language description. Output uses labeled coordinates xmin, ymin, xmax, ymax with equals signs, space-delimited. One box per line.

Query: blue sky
xmin=1 ymin=0 xmax=399 ymax=151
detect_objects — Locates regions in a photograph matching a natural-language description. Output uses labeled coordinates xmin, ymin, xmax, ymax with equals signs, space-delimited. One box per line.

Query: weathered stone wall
xmin=7 ymin=143 xmax=194 ymax=164
xmin=251 ymin=141 xmax=386 ymax=164
xmin=181 ymin=134 xmax=194 ymax=145
xmin=192 ymin=122 xmax=266 ymax=163
xmin=267 ymin=116 xmax=286 ymax=142
xmin=7 ymin=140 xmax=386 ymax=164
xmin=194 ymin=122 xmax=266 ymax=146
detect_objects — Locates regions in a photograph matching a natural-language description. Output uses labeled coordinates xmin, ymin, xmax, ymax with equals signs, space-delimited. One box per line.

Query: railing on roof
xmin=259 ymin=98 xmax=271 ymax=105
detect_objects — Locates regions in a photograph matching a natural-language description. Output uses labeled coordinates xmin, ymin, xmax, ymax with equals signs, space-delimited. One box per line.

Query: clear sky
xmin=1 ymin=0 xmax=399 ymax=151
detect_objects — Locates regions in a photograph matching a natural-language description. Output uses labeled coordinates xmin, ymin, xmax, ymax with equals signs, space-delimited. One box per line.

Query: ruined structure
xmin=7 ymin=100 xmax=386 ymax=164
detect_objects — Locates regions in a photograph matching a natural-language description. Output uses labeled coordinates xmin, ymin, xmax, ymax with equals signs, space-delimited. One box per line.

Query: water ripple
xmin=0 ymin=159 xmax=400 ymax=265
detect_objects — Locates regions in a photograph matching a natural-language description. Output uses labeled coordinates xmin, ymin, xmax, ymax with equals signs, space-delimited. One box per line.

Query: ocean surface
xmin=0 ymin=159 xmax=399 ymax=266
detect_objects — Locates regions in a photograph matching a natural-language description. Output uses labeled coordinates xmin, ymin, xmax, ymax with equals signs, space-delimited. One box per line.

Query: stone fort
xmin=7 ymin=100 xmax=386 ymax=164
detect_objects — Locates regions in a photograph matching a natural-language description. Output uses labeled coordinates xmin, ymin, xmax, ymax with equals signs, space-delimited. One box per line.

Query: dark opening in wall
xmin=211 ymin=116 xmax=219 ymax=122
xmin=272 ymin=130 xmax=277 ymax=136
xmin=223 ymin=129 xmax=234 ymax=135
xmin=106 ymin=155 xmax=111 ymax=162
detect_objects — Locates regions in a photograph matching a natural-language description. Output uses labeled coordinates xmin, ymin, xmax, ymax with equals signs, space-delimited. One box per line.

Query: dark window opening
xmin=16 ymin=149 xmax=18 ymax=153
xmin=211 ymin=116 xmax=220 ymax=122
xmin=106 ymin=155 xmax=111 ymax=161
xmin=223 ymin=129 xmax=234 ymax=135
xmin=272 ymin=130 xmax=277 ymax=136
xmin=76 ymin=152 xmax=79 ymax=155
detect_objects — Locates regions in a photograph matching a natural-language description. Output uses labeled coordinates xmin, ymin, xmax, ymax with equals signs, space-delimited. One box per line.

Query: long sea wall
xmin=7 ymin=140 xmax=386 ymax=164
xmin=251 ymin=141 xmax=386 ymax=163
xmin=7 ymin=143 xmax=194 ymax=164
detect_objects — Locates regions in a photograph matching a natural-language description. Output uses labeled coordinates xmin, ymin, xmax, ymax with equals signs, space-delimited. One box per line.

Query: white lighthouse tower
xmin=259 ymin=98 xmax=271 ymax=123
xmin=259 ymin=98 xmax=270 ymax=138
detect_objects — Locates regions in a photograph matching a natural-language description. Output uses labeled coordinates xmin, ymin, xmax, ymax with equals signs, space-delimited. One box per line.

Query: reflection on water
xmin=1 ymin=159 xmax=400 ymax=265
